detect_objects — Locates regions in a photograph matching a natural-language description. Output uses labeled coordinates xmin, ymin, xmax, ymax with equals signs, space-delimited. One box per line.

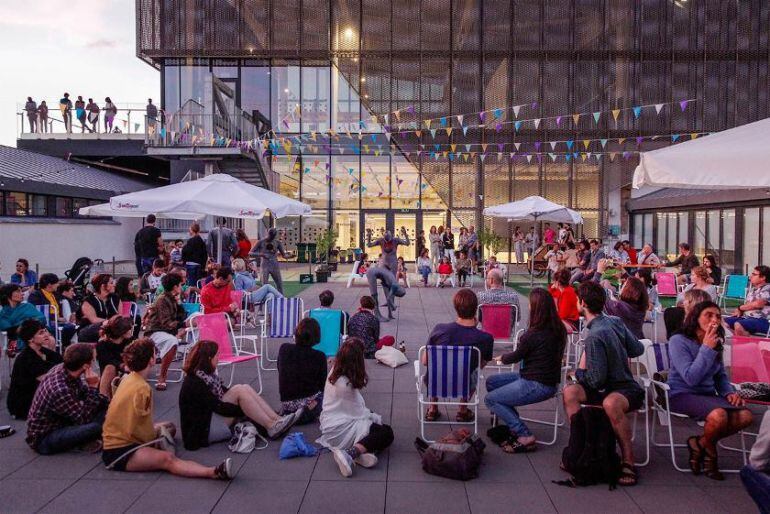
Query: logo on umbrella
xmin=116 ymin=203 xmax=139 ymax=209
xmin=238 ymin=209 xmax=258 ymax=216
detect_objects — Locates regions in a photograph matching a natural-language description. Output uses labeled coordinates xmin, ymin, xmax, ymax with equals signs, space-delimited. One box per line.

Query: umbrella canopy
xmin=483 ymin=196 xmax=584 ymax=224
xmin=632 ymin=117 xmax=770 ymax=189
xmin=78 ymin=173 xmax=312 ymax=219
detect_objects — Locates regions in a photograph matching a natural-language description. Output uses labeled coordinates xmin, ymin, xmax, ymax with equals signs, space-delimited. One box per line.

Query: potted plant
xmin=478 ymin=227 xmax=504 ymax=263
xmin=314 ymin=228 xmax=339 ymax=280
xmin=314 ymin=262 xmax=331 ymax=282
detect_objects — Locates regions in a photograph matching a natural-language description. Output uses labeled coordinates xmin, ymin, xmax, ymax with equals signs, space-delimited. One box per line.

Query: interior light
xmin=343 ymin=27 xmax=356 ymax=41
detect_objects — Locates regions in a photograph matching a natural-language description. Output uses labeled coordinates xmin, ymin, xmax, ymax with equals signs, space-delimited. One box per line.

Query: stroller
xmin=64 ymin=257 xmax=103 ymax=299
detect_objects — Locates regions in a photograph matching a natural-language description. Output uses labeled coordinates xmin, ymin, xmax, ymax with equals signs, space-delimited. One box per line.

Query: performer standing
xmin=365 ymin=227 xmax=409 ymax=322
xmin=250 ymin=228 xmax=287 ymax=294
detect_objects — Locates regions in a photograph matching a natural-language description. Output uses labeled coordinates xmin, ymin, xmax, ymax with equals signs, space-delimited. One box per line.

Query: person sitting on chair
xmin=668 ymin=301 xmax=753 ymax=481
xmin=486 ymin=288 xmax=567 ymax=453
xmin=416 ymin=248 xmax=432 ymax=286
xmin=562 ymin=281 xmax=645 ymax=486
xmin=723 ymin=265 xmax=770 ymax=337
xmin=142 ymin=273 xmax=187 ymax=391
xmin=231 ymin=258 xmax=283 ymax=307
xmin=454 ymin=250 xmax=471 ymax=287
xmin=569 ymin=239 xmax=605 ymax=284
xmin=665 ymin=242 xmax=700 ymax=286
xmin=396 ymin=257 xmax=409 ymax=287
xmin=96 ymin=315 xmax=135 ymax=398
xmin=76 ymin=274 xmax=119 ymax=343
xmin=278 ymin=318 xmax=327 ymax=423
xmin=477 ymin=269 xmax=521 ymax=313
xmin=347 ymin=296 xmax=394 ymax=359
xmin=0 ymin=283 xmax=47 ymax=353
xmin=101 ymin=338 xmax=235 ymax=480
xmin=201 ymin=267 xmax=239 ymax=317
xmin=139 ymin=259 xmax=167 ymax=296
xmin=550 ymin=269 xmax=579 ymax=331
xmin=317 ymin=289 xmax=349 ymax=333
xmin=437 ymin=256 xmax=453 ymax=287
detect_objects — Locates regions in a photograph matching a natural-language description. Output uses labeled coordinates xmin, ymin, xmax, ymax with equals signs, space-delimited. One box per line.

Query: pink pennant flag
xmin=556 ymin=116 xmax=562 ymax=127
xmin=457 ymin=114 xmax=464 ymax=126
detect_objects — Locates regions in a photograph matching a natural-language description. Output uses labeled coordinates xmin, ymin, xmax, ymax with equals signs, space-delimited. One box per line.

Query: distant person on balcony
xmin=75 ymin=96 xmax=90 ymax=133
xmin=86 ymin=98 xmax=100 ymax=133
xmin=24 ymin=97 xmax=37 ymax=133
xmin=250 ymin=227 xmax=287 ymax=294
xmin=134 ymin=214 xmax=163 ymax=275
xmin=103 ymin=97 xmax=117 ymax=132
xmin=38 ymin=101 xmax=49 ymax=133
xmin=146 ymin=99 xmax=158 ymax=131
xmin=59 ymin=92 xmax=72 ymax=133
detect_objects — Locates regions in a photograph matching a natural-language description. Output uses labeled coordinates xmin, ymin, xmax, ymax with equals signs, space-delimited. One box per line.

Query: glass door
xmin=363 ymin=212 xmax=388 ymax=252
xmin=394 ymin=213 xmax=417 ymax=261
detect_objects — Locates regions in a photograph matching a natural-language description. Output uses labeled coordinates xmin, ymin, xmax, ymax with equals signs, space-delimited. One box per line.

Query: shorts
xmin=149 ymin=332 xmax=179 ymax=359
xmin=582 ymin=385 xmax=645 ymax=412
xmin=669 ymin=393 xmax=745 ymax=421
xmin=102 ymin=443 xmax=140 ymax=471
xmin=724 ymin=316 xmax=770 ymax=336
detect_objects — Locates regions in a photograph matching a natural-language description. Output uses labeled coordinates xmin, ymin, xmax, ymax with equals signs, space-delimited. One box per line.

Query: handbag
xmin=228 ymin=421 xmax=267 ymax=453
xmin=375 ymin=345 xmax=408 ymax=368
xmin=414 ymin=429 xmax=486 ymax=481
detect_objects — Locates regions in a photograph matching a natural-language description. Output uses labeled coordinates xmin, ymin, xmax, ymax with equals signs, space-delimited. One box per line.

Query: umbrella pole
xmin=217 ymin=221 xmax=223 ymax=265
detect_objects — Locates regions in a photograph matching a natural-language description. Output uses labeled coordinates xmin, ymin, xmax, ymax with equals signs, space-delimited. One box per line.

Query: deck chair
xmin=434 ymin=269 xmax=456 ymax=287
xmin=119 ymin=301 xmax=138 ymax=319
xmin=346 ymin=261 xmax=367 ymax=288
xmin=181 ymin=302 xmax=202 ymax=319
xmin=655 ymin=272 xmax=678 ymax=297
xmin=477 ymin=304 xmax=519 ymax=352
xmin=731 ymin=336 xmax=770 ymax=383
xmin=718 ymin=275 xmax=750 ymax=310
xmin=309 ymin=309 xmax=347 ymax=357
xmin=187 ymin=312 xmax=262 ymax=391
xmin=258 ymin=297 xmax=304 ymax=370
xmin=414 ymin=345 xmax=481 ymax=442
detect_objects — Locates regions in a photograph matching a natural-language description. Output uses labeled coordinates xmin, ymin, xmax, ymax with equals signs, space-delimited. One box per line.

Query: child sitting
xmin=437 ymin=256 xmax=453 ymax=287
xmin=356 ymin=253 xmax=369 ymax=276
xmin=396 ymin=257 xmax=408 ymax=286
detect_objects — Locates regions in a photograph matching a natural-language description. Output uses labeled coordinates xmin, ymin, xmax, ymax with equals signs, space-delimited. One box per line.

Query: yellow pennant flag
xmin=446 ymin=127 xmax=453 ymax=137
xmin=690 ymin=133 xmax=698 ymax=140
xmin=450 ymin=144 xmax=457 ymax=152
xmin=617 ymin=137 xmax=626 ymax=145
xmin=572 ymin=113 xmax=580 ymax=125
xmin=612 ymin=109 xmax=621 ymax=122
xmin=583 ymin=140 xmax=591 ymax=150
xmin=425 ymin=119 xmax=432 ymax=129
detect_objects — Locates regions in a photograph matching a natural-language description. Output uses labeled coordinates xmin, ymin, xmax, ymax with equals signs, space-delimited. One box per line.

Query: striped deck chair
xmin=188 ymin=312 xmax=261 ymax=391
xmin=309 ymin=309 xmax=346 ymax=358
xmin=259 ymin=297 xmax=304 ymax=370
xmin=414 ymin=345 xmax=480 ymax=442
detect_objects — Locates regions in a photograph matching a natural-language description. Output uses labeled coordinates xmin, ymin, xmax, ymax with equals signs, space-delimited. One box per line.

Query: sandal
xmin=703 ymin=450 xmax=725 ymax=481
xmin=456 ymin=410 xmax=475 ymax=423
xmin=424 ymin=409 xmax=441 ymax=422
xmin=501 ymin=437 xmax=536 ymax=454
xmin=155 ymin=382 xmax=167 ymax=391
xmin=618 ymin=462 xmax=638 ymax=486
xmin=686 ymin=436 xmax=703 ymax=475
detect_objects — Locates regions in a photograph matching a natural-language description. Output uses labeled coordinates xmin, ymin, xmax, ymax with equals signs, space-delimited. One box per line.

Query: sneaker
xmin=214 ymin=457 xmax=234 ymax=480
xmin=267 ymin=410 xmax=300 ymax=438
xmin=354 ymin=453 xmax=378 ymax=468
xmin=331 ymin=447 xmax=353 ymax=477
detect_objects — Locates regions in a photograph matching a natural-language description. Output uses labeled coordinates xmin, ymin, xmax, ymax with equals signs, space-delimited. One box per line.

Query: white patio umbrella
xmin=483 ymin=196 xmax=584 ymax=286
xmin=632 ymin=117 xmax=770 ymax=189
xmin=80 ymin=173 xmax=312 ymax=261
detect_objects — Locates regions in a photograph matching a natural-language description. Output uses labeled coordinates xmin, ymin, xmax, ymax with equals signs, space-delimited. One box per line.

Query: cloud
xmin=86 ymin=38 xmax=120 ymax=48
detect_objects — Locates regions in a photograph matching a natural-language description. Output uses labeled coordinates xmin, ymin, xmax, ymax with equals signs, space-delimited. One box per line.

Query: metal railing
xmin=17 ymin=103 xmax=159 ymax=137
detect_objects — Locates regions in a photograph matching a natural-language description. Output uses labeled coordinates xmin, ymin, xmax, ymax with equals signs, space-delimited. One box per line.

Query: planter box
xmin=328 ymin=262 xmax=338 ymax=272
xmin=299 ymin=274 xmax=314 ymax=284
xmin=315 ymin=271 xmax=329 ymax=283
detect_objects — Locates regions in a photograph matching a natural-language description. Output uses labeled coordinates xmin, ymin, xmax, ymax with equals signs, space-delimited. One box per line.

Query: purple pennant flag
xmin=495 ymin=123 xmax=502 ymax=132
xmin=479 ymin=111 xmax=486 ymax=123
xmin=531 ymin=102 xmax=538 ymax=109
xmin=622 ymin=151 xmax=631 ymax=160
xmin=636 ymin=136 xmax=643 ymax=146
xmin=536 ymin=154 xmax=542 ymax=163
xmin=534 ymin=142 xmax=541 ymax=151
xmin=406 ymin=105 xmax=415 ymax=114
xmin=679 ymin=100 xmax=689 ymax=112
xmin=497 ymin=143 xmax=504 ymax=152
xmin=556 ymin=116 xmax=562 ymax=127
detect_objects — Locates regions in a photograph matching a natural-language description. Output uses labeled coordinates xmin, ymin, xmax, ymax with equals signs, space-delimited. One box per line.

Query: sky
xmin=0 ymin=0 xmax=160 ymax=146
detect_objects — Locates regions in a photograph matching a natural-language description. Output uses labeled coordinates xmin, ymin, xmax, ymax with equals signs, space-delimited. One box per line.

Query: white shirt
xmin=317 ymin=375 xmax=381 ymax=450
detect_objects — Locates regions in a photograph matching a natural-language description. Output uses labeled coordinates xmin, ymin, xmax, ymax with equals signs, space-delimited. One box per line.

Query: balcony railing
xmin=17 ymin=103 xmax=158 ymax=138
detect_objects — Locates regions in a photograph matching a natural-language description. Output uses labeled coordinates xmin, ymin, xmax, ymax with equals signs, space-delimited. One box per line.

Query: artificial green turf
xmin=282 ymin=281 xmax=314 ymax=297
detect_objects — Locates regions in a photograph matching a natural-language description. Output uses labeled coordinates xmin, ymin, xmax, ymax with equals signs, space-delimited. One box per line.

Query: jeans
xmin=186 ymin=263 xmax=201 ymax=286
xmin=418 ymin=265 xmax=431 ymax=283
xmin=445 ymin=249 xmax=455 ymax=263
xmin=740 ymin=466 xmax=770 ymax=514
xmin=140 ymin=257 xmax=155 ymax=274
xmin=36 ymin=408 xmax=106 ymax=455
xmin=249 ymin=284 xmax=283 ymax=305
xmin=484 ymin=372 xmax=556 ymax=438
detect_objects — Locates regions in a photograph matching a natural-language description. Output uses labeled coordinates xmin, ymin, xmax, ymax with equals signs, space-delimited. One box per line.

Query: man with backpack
xmin=562 ymin=281 xmax=645 ymax=486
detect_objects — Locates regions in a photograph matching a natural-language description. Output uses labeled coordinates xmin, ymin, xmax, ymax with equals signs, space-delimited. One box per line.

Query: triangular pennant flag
xmin=440 ymin=117 xmax=447 ymax=127
xmin=425 ymin=119 xmax=432 ymax=129
xmin=550 ymin=141 xmax=557 ymax=150
xmin=514 ymin=142 xmax=521 ymax=151
xmin=572 ymin=113 xmax=580 ymax=125
xmin=394 ymin=110 xmax=401 ymax=121
xmin=462 ymin=126 xmax=469 ymax=136
xmin=618 ymin=137 xmax=626 ymax=145
xmin=600 ymin=139 xmax=608 ymax=148
xmin=514 ymin=121 xmax=522 ymax=132
xmin=566 ymin=140 xmax=574 ymax=150
xmin=612 ymin=109 xmax=621 ymax=122
xmin=533 ymin=118 xmax=541 ymax=129
xmin=494 ymin=108 xmax=503 ymax=119
xmin=446 ymin=127 xmax=452 ymax=137
xmin=672 ymin=134 xmax=680 ymax=142
xmin=430 ymin=129 xmax=437 ymax=138
xmin=548 ymin=153 xmax=556 ymax=162
xmin=479 ymin=111 xmax=486 ymax=123
xmin=465 ymin=144 xmax=471 ymax=152
xmin=636 ymin=136 xmax=643 ymax=146
xmin=534 ymin=142 xmax=541 ymax=151
xmin=690 ymin=133 xmax=698 ymax=140
xmin=655 ymin=104 xmax=664 ymax=114
xmin=481 ymin=143 xmax=488 ymax=153
xmin=526 ymin=155 xmax=533 ymax=164
xmin=593 ymin=112 xmax=601 ymax=123
xmin=581 ymin=153 xmax=588 ymax=162
xmin=415 ymin=130 xmax=422 ymax=138
xmin=513 ymin=105 xmax=521 ymax=118
xmin=556 ymin=115 xmax=562 ymax=127
xmin=384 ymin=114 xmax=389 ymax=125
xmin=495 ymin=123 xmax=502 ymax=132
xmin=457 ymin=114 xmax=464 ymax=126
xmin=450 ymin=144 xmax=457 ymax=152
xmin=632 ymin=106 xmax=642 ymax=118
xmin=583 ymin=140 xmax=590 ymax=150
xmin=679 ymin=100 xmax=689 ymax=112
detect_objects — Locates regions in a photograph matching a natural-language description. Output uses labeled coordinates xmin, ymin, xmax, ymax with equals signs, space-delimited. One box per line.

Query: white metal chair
xmin=434 ymin=269 xmax=456 ymax=287
xmin=346 ymin=261 xmax=367 ymax=288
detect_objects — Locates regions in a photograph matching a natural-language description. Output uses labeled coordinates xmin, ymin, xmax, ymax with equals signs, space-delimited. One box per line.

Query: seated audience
xmin=200 ymin=267 xmax=239 ymax=316
xmin=169 ymin=239 xmax=184 ymax=263
xmin=477 ymin=269 xmax=521 ymax=319
xmin=636 ymin=243 xmax=661 ymax=267
xmin=57 ymin=281 xmax=79 ymax=324
xmin=454 ymin=250 xmax=471 ymax=287
xmin=563 ymin=281 xmax=645 ymax=486
xmin=347 ymin=296 xmax=393 ymax=359
xmin=634 ymin=268 xmax=658 ymax=312
xmin=437 ymin=256 xmax=453 ymax=287
xmin=278 ymin=318 xmax=327 ymax=423
xmin=179 ymin=341 xmax=301 ymax=451
xmin=355 ymin=253 xmax=369 ymax=276
xmin=570 ymin=239 xmax=605 ymax=283
xmin=28 ymin=273 xmax=78 ymax=348
xmin=396 ymin=257 xmax=408 ymax=287
xmin=0 ymin=283 xmax=47 ymax=352
xmin=316 ymin=289 xmax=349 ymax=332
xmin=544 ymin=243 xmax=564 ymax=282
xmin=571 ymin=240 xmax=591 ymax=279
xmin=622 ymin=240 xmax=638 ymax=265
xmin=231 ymin=258 xmax=283 ymax=306
xmin=416 ymin=248 xmax=432 ymax=286
xmin=723 ymin=265 xmax=770 ymax=336
xmin=96 ymin=315 xmax=135 ymax=398
xmin=486 ymin=288 xmax=567 ymax=453
xmin=665 ymin=242 xmax=700 ymax=285
xmin=101 ymin=338 xmax=234 ymax=479
xmin=608 ymin=241 xmax=630 ymax=264
xmin=550 ymin=269 xmax=579 ymax=330
xmin=26 ymin=343 xmax=109 ymax=454
xmin=142 ymin=273 xmax=187 ymax=390
xmin=7 ymin=319 xmax=62 ymax=419
xmin=76 ymin=274 xmax=119 ymax=343
xmin=678 ymin=266 xmax=718 ymax=302
xmin=424 ymin=289 xmax=493 ymax=422
xmin=10 ymin=258 xmax=37 ymax=289
xmin=597 ymin=258 xmax=623 ymax=290
xmin=741 ymin=411 xmax=770 ymax=511
xmin=319 ymin=338 xmax=393 ymax=477
xmin=562 ymin=241 xmax=580 ymax=269
xmin=604 ymin=276 xmax=649 ymax=340
xmin=115 ymin=276 xmax=140 ymax=303
xmin=140 ymin=258 xmax=166 ymax=295
xmin=668 ymin=301 xmax=753 ymax=481
xmin=702 ymin=254 xmax=722 ymax=286
xmin=664 ymin=288 xmax=713 ymax=340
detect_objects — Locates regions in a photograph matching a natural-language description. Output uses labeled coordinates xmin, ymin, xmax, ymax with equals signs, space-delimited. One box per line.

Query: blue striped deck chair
xmin=309 ymin=309 xmax=346 ymax=358
xmin=414 ymin=345 xmax=480 ymax=442
xmin=259 ymin=297 xmax=304 ymax=370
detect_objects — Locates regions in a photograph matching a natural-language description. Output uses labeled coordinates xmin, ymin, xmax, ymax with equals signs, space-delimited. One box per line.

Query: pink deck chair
xmin=119 ymin=301 xmax=138 ymax=318
xmin=189 ymin=312 xmax=262 ymax=391
xmin=731 ymin=336 xmax=770 ymax=383
xmin=477 ymin=304 xmax=519 ymax=352
xmin=655 ymin=272 xmax=678 ymax=297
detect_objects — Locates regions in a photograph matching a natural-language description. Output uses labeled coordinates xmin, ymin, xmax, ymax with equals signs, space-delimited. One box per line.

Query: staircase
xmin=218 ymin=154 xmax=270 ymax=190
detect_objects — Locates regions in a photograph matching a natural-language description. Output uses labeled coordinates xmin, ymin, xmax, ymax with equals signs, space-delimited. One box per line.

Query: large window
xmin=744 ymin=208 xmax=760 ymax=271
xmin=240 ymin=65 xmax=271 ymax=117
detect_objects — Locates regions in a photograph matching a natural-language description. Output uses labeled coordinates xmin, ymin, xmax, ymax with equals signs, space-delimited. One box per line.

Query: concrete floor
xmin=0 ymin=265 xmax=762 ymax=513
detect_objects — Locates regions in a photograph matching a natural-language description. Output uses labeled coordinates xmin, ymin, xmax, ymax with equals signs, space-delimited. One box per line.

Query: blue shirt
xmin=10 ymin=270 xmax=37 ymax=287
xmin=427 ymin=322 xmax=493 ymax=372
xmin=233 ymin=271 xmax=256 ymax=291
xmin=667 ymin=334 xmax=734 ymax=398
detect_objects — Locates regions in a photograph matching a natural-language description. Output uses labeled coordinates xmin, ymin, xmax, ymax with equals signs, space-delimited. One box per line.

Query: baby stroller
xmin=64 ymin=257 xmax=100 ymax=299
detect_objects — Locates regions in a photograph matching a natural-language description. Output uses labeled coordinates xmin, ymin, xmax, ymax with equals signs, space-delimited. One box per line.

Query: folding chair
xmin=477 ymin=304 xmax=519 ymax=353
xmin=119 ymin=301 xmax=138 ymax=319
xmin=181 ymin=302 xmax=203 ymax=319
xmin=655 ymin=272 xmax=678 ymax=297
xmin=308 ymin=309 xmax=347 ymax=357
xmin=434 ymin=270 xmax=456 ymax=287
xmin=187 ymin=312 xmax=262 ymax=391
xmin=258 ymin=297 xmax=304 ymax=370
xmin=414 ymin=345 xmax=481 ymax=442
xmin=346 ymin=261 xmax=366 ymax=288
xmin=718 ymin=275 xmax=750 ymax=310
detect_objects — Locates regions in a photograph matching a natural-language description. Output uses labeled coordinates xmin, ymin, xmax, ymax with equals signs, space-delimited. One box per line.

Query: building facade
xmin=137 ymin=0 xmax=770 ymax=262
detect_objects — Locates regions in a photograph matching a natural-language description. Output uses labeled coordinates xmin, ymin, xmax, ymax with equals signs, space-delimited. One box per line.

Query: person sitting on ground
xmin=10 ymin=259 xmax=37 ymax=290
xmin=603 ymin=276 xmax=649 ymax=340
xmin=319 ymin=338 xmax=394 ymax=477
xmin=664 ymin=288 xmax=712 ymax=340
xmin=570 ymin=239 xmax=605 ymax=283
xmin=477 ymin=268 xmax=521 ymax=319
xmin=563 ymin=241 xmax=580 ymax=270
xmin=597 ymin=258 xmax=623 ymax=291
xmin=142 ymin=273 xmax=187 ymax=391
xmin=28 ymin=273 xmax=78 ymax=348
xmin=545 ymin=243 xmax=564 ymax=282
xmin=356 ymin=253 xmax=369 ymax=276
xmin=0 ymin=283 xmax=47 ymax=354
xmin=140 ymin=258 xmax=167 ymax=295
xmin=416 ymin=248 xmax=432 ymax=286
xmin=550 ymin=268 xmax=580 ymax=331
xmin=179 ymin=341 xmax=302 ymax=451
xmin=636 ymin=243 xmax=661 ymax=267
xmin=317 ymin=289 xmax=349 ymax=332
xmin=437 ymin=256 xmax=453 ymax=287
xmin=76 ymin=273 xmax=120 ymax=343
xmin=200 ymin=267 xmax=239 ymax=316
xmin=668 ymin=301 xmax=753 ymax=481
xmin=7 ymin=319 xmax=63 ymax=419
xmin=723 ymin=265 xmax=770 ymax=337
xmin=454 ymin=250 xmax=471 ymax=287
xmin=486 ymin=288 xmax=568 ymax=453
xmin=562 ymin=281 xmax=645 ymax=486
xmin=424 ymin=289 xmax=493 ymax=422
xmin=347 ymin=296 xmax=394 ymax=359
xmin=665 ymin=242 xmax=700 ymax=285
xmin=278 ymin=318 xmax=327 ymax=423
xmin=101 ymin=338 xmax=235 ymax=479
xmin=702 ymin=254 xmax=721 ymax=286
xmin=678 ymin=265 xmax=718 ymax=303
xmin=96 ymin=315 xmax=135 ymax=398
xmin=741 ymin=410 xmax=770 ymax=510
xmin=26 ymin=343 xmax=109 ymax=454
xmin=231 ymin=258 xmax=283 ymax=306
xmin=396 ymin=257 xmax=408 ymax=287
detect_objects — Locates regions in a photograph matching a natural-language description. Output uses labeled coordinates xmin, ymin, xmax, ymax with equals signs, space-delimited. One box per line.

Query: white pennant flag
xmin=457 ymin=114 xmax=464 ymax=126
xmin=550 ymin=141 xmax=557 ymax=150
xmin=533 ymin=118 xmax=541 ymax=129
xmin=526 ymin=155 xmax=533 ymax=164
xmin=654 ymin=104 xmax=664 ymax=114
xmin=514 ymin=142 xmax=521 ymax=151
xmin=512 ymin=105 xmax=521 ymax=118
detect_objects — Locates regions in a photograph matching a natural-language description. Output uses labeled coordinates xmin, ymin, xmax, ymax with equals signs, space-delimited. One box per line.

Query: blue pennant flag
xmin=632 ymin=106 xmax=642 ymax=118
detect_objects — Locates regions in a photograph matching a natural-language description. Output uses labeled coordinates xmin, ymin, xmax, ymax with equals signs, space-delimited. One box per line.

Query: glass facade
xmin=0 ymin=191 xmax=101 ymax=218
xmin=139 ymin=1 xmax=770 ymax=258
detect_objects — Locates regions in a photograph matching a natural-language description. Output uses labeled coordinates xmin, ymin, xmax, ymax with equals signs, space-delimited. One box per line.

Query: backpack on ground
xmin=414 ymin=428 xmax=486 ymax=481
xmin=228 ymin=421 xmax=268 ymax=453
xmin=555 ymin=407 xmax=621 ymax=490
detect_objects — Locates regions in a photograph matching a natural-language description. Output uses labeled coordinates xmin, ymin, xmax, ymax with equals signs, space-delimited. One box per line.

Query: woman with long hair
xmin=96 ymin=315 xmax=135 ymax=398
xmin=604 ymin=276 xmax=649 ymax=339
xmin=668 ymin=301 xmax=753 ymax=480
xmin=429 ymin=225 xmax=442 ymax=268
xmin=678 ymin=266 xmax=718 ymax=302
xmin=235 ymin=228 xmax=252 ymax=259
xmin=179 ymin=341 xmax=301 ymax=451
xmin=76 ymin=274 xmax=119 ymax=343
xmin=278 ymin=318 xmax=327 ymax=422
xmin=702 ymin=255 xmax=721 ymax=285
xmin=319 ymin=338 xmax=393 ymax=477
xmin=485 ymin=288 xmax=567 ymax=453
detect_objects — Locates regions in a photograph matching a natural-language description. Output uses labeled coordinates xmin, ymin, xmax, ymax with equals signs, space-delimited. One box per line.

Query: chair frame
xmin=346 ymin=261 xmax=366 ymax=288
xmin=258 ymin=297 xmax=305 ymax=370
xmin=476 ymin=303 xmax=520 ymax=352
xmin=717 ymin=274 xmax=750 ymax=310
